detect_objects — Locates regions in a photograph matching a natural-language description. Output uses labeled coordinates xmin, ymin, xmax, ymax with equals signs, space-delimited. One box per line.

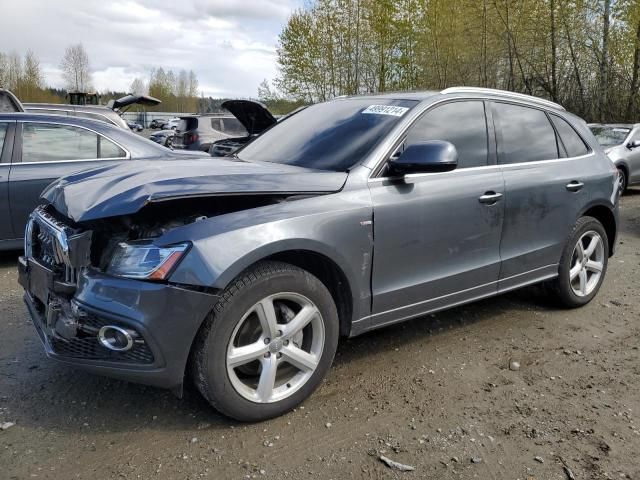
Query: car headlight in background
xmin=107 ymin=242 xmax=190 ymax=280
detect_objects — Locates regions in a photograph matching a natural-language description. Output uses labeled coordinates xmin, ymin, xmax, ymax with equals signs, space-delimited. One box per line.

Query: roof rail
xmin=441 ymin=87 xmax=565 ymax=111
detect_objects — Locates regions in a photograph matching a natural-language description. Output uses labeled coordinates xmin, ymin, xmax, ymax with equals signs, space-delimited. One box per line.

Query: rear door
xmin=8 ymin=121 xmax=128 ymax=236
xmin=493 ymin=102 xmax=591 ymax=290
xmin=0 ymin=121 xmax=16 ymax=242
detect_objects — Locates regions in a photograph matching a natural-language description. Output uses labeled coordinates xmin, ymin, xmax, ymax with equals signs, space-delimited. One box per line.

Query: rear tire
xmin=191 ymin=261 xmax=339 ymax=421
xmin=547 ymin=216 xmax=609 ymax=308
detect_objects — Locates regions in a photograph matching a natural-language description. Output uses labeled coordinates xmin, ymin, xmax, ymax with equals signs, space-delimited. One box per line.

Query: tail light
xmin=188 ymin=134 xmax=199 ymax=144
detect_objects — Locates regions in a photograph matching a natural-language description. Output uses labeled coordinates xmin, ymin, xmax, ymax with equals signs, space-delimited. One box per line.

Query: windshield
xmin=589 ymin=126 xmax=631 ymax=147
xmin=237 ymin=98 xmax=418 ymax=171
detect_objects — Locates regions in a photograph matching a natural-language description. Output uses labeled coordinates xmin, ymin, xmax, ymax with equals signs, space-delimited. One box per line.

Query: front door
xmin=369 ymin=100 xmax=505 ymax=328
xmin=9 ymin=121 xmax=127 ymax=236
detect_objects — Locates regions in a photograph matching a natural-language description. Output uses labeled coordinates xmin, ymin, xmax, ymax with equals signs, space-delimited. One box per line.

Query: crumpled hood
xmin=41 ymin=158 xmax=348 ymax=222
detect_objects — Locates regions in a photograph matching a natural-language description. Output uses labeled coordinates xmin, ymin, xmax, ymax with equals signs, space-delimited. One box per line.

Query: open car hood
xmin=0 ymin=89 xmax=24 ymax=112
xmin=107 ymin=94 xmax=161 ymax=111
xmin=41 ymin=158 xmax=347 ymax=222
xmin=222 ymin=100 xmax=277 ymax=135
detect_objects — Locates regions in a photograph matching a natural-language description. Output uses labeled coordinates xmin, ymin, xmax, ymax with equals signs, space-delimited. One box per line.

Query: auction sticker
xmin=362 ymin=105 xmax=409 ymax=117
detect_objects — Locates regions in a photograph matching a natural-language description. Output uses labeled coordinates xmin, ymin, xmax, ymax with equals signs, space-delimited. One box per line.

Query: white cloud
xmin=0 ymin=0 xmax=302 ymax=98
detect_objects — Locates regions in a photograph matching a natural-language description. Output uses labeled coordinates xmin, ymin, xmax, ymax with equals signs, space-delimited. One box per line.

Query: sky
xmin=0 ymin=0 xmax=303 ymax=98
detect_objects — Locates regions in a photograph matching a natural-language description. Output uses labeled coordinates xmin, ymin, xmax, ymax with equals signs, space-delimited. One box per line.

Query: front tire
xmin=548 ymin=216 xmax=609 ymax=308
xmin=191 ymin=261 xmax=339 ymax=421
xmin=618 ymin=167 xmax=628 ymax=194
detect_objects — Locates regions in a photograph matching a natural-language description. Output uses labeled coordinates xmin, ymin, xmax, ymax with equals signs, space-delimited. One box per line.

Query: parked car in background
xmin=17 ymin=88 xmax=619 ymax=421
xmin=127 ymin=121 xmax=143 ymax=132
xmin=24 ymin=94 xmax=160 ymax=130
xmin=175 ymin=101 xmax=276 ymax=153
xmin=149 ymin=118 xmax=166 ymax=129
xmin=163 ymin=117 xmax=181 ymax=130
xmin=589 ymin=123 xmax=640 ymax=192
xmin=0 ymin=112 xmax=207 ymax=250
xmin=149 ymin=129 xmax=175 ymax=147
xmin=208 ymin=100 xmax=277 ymax=156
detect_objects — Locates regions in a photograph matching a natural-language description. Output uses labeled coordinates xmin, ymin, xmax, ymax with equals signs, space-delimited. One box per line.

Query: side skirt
xmin=350 ymin=264 xmax=558 ymax=337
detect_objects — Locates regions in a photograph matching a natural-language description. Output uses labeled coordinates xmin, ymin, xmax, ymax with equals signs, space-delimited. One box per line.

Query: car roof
xmin=336 ymin=87 xmax=567 ymax=112
xmin=0 ymin=111 xmax=121 ymax=127
xmin=334 ymin=91 xmax=440 ymax=101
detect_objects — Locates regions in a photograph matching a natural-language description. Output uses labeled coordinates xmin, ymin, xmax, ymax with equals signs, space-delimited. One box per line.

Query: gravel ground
xmin=1 ymin=191 xmax=640 ymax=480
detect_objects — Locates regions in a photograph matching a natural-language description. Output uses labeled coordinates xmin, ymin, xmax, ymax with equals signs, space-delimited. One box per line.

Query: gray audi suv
xmin=18 ymin=87 xmax=619 ymax=421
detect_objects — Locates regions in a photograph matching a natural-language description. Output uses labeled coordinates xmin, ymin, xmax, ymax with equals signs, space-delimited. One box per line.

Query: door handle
xmin=478 ymin=192 xmax=503 ymax=204
xmin=566 ymin=181 xmax=584 ymax=192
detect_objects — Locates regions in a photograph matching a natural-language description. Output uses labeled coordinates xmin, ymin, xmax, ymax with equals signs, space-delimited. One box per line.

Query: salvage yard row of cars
xmin=2 ymin=86 xmax=622 ymax=421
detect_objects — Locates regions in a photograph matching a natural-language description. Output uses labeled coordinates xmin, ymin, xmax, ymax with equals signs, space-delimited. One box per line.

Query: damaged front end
xmin=17 ymin=193 xmax=306 ymax=389
xmin=19 ymin=206 xmax=155 ymax=364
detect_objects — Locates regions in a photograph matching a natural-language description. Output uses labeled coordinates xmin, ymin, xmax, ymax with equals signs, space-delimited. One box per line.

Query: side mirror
xmin=627 ymin=140 xmax=640 ymax=149
xmin=389 ymin=140 xmax=458 ymax=175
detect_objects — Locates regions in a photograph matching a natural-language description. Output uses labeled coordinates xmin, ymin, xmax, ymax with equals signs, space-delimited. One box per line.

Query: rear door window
xmin=493 ymin=103 xmax=559 ymax=164
xmin=178 ymin=118 xmax=198 ymax=132
xmin=404 ymin=101 xmax=489 ymax=168
xmin=550 ymin=115 xmax=589 ymax=157
xmin=22 ymin=123 xmax=98 ymax=162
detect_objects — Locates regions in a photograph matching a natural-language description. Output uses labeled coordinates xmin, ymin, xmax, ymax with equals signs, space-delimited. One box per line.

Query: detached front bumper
xmin=18 ymin=257 xmax=219 ymax=391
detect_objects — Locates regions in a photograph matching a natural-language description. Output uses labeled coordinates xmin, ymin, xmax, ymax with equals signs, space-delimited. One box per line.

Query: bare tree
xmin=22 ymin=50 xmax=43 ymax=98
xmin=60 ymin=43 xmax=92 ymax=92
xmin=599 ymin=0 xmax=611 ymax=122
xmin=129 ymin=77 xmax=147 ymax=96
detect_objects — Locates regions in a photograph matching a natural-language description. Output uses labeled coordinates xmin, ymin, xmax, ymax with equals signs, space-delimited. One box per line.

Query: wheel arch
xmin=180 ymin=238 xmax=363 ymax=339
xmin=264 ymin=250 xmax=354 ymax=337
xmin=615 ymin=161 xmax=629 ymax=177
xmin=581 ymin=204 xmax=617 ymax=257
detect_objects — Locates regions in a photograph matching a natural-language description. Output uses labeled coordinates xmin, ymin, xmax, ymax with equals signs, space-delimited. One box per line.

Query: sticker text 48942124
xmin=362 ymin=105 xmax=410 ymax=117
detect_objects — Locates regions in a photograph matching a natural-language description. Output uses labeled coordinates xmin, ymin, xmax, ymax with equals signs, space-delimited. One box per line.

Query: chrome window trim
xmin=367 ymin=95 xmax=593 ymax=182
xmin=16 ymin=119 xmax=130 ymax=164
xmin=368 ymin=151 xmax=596 ymax=183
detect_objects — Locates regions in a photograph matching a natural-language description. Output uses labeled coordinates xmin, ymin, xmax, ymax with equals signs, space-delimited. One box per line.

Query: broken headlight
xmin=107 ymin=241 xmax=190 ymax=280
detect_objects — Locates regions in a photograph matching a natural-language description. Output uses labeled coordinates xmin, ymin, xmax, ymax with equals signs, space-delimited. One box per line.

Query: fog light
xmin=98 ymin=325 xmax=135 ymax=352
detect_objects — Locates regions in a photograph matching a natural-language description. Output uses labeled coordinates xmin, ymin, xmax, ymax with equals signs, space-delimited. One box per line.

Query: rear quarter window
xmin=551 ymin=115 xmax=590 ymax=157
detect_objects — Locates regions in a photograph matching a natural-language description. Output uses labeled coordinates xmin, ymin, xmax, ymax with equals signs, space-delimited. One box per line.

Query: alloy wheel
xmin=226 ymin=293 xmax=325 ymax=403
xmin=569 ymin=230 xmax=605 ymax=297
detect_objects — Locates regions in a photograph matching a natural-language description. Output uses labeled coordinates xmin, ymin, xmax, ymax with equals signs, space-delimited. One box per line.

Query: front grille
xmin=26 ymin=207 xmax=78 ymax=284
xmin=49 ymin=312 xmax=154 ymax=364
